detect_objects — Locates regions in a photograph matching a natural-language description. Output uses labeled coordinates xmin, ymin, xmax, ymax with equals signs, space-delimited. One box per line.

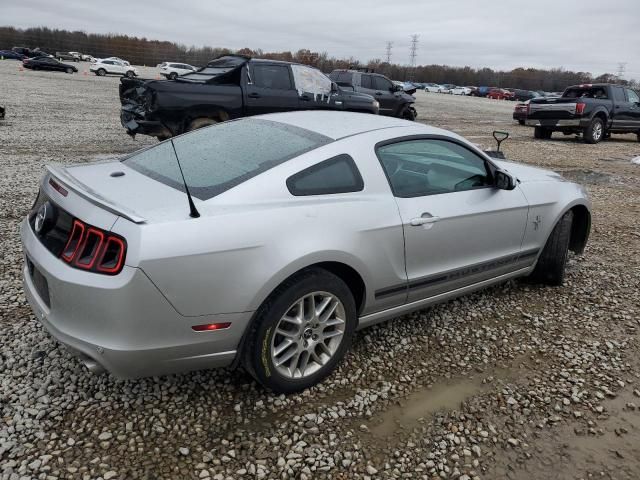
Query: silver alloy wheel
xmin=593 ymin=122 xmax=603 ymax=141
xmin=270 ymin=291 xmax=346 ymax=379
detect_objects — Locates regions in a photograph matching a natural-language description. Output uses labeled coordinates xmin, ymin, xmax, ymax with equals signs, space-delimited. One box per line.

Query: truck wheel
xmin=583 ymin=117 xmax=604 ymax=144
xmin=96 ymin=68 xmax=106 ymax=76
xmin=518 ymin=119 xmax=525 ymax=125
xmin=527 ymin=210 xmax=573 ymax=286
xmin=534 ymin=126 xmax=552 ymax=139
xmin=187 ymin=117 xmax=218 ymax=131
xmin=243 ymin=268 xmax=356 ymax=393
xmin=125 ymin=70 xmax=135 ymax=78
xmin=169 ymin=72 xmax=178 ymax=80
xmin=400 ymin=105 xmax=416 ymax=121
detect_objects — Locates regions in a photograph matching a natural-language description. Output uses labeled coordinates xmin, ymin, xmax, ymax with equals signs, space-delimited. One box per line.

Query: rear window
xmin=123 ymin=119 xmax=331 ymax=200
xmin=563 ymin=86 xmax=608 ymax=99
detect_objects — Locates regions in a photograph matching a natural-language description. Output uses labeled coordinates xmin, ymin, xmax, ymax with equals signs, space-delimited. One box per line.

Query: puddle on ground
xmin=371 ymin=378 xmax=483 ymax=438
xmin=561 ymin=169 xmax=612 ymax=185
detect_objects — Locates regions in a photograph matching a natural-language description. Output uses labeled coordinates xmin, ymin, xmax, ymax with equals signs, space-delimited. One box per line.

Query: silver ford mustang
xmin=21 ymin=111 xmax=591 ymax=393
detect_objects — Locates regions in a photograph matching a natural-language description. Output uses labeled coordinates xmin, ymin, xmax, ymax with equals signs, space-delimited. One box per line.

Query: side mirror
xmin=330 ymin=82 xmax=339 ymax=93
xmin=494 ymin=170 xmax=516 ymax=190
xmin=391 ymin=84 xmax=402 ymax=92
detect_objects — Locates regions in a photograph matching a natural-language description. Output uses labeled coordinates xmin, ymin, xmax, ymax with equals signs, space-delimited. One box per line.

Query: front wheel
xmin=528 ymin=211 xmax=573 ymax=285
xmin=65 ymin=67 xmax=73 ymax=74
xmin=96 ymin=68 xmax=106 ymax=76
xmin=583 ymin=117 xmax=604 ymax=144
xmin=187 ymin=117 xmax=218 ymax=131
xmin=400 ymin=105 xmax=416 ymax=121
xmin=125 ymin=70 xmax=135 ymax=78
xmin=243 ymin=269 xmax=356 ymax=393
xmin=169 ymin=72 xmax=178 ymax=80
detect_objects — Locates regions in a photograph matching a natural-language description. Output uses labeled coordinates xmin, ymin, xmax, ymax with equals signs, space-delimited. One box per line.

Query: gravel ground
xmin=1 ymin=60 xmax=640 ymax=480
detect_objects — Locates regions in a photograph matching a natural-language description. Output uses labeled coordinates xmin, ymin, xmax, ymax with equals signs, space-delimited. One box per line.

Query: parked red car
xmin=487 ymin=88 xmax=515 ymax=100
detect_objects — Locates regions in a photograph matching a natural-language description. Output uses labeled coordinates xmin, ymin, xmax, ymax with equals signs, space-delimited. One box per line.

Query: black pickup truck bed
xmin=526 ymin=83 xmax=640 ymax=143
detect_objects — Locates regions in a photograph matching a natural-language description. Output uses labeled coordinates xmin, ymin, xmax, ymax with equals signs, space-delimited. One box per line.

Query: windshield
xmin=123 ymin=118 xmax=331 ymax=200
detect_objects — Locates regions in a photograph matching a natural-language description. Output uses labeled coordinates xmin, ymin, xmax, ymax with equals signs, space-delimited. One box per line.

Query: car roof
xmin=259 ymin=111 xmax=447 ymax=141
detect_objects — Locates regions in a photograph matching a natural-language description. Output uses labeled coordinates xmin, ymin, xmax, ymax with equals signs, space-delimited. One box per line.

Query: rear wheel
xmin=243 ymin=269 xmax=356 ymax=393
xmin=187 ymin=117 xmax=218 ymax=131
xmin=518 ymin=119 xmax=525 ymax=125
xmin=534 ymin=126 xmax=552 ymax=139
xmin=583 ymin=117 xmax=604 ymax=144
xmin=169 ymin=72 xmax=178 ymax=80
xmin=96 ymin=68 xmax=106 ymax=76
xmin=528 ymin=210 xmax=573 ymax=286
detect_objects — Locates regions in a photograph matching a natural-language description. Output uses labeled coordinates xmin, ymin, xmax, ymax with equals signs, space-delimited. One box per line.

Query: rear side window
xmin=627 ymin=89 xmax=640 ymax=103
xmin=360 ymin=75 xmax=372 ymax=89
xmin=287 ymin=154 xmax=364 ymax=196
xmin=253 ymin=64 xmax=292 ymax=90
xmin=612 ymin=87 xmax=626 ymax=102
xmin=124 ymin=119 xmax=331 ymax=200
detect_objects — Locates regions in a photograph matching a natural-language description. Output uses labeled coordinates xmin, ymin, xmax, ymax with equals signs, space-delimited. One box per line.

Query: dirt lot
xmin=1 ymin=60 xmax=640 ymax=480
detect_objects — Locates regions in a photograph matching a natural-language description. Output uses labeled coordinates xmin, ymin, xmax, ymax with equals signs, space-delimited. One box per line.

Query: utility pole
xmin=616 ymin=62 xmax=627 ymax=82
xmin=409 ymin=34 xmax=419 ymax=81
xmin=385 ymin=41 xmax=393 ymax=64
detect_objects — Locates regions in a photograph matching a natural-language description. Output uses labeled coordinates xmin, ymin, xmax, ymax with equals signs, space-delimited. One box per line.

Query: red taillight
xmin=191 ymin=322 xmax=232 ymax=332
xmin=575 ymin=103 xmax=586 ymax=115
xmin=61 ymin=219 xmax=127 ymax=275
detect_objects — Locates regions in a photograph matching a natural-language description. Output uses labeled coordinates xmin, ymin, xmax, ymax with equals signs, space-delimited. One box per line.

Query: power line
xmin=616 ymin=62 xmax=626 ymax=80
xmin=385 ymin=41 xmax=392 ymax=64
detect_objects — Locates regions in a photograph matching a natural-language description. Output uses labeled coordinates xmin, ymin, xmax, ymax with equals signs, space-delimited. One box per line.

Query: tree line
xmin=1 ymin=26 xmax=636 ymax=92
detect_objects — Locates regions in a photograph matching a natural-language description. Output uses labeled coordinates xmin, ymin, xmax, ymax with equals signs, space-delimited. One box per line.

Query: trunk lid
xmin=527 ymin=97 xmax=580 ymax=119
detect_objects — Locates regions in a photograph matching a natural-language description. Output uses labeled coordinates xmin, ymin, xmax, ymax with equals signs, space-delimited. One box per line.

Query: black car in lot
xmin=329 ymin=69 xmax=417 ymax=120
xmin=0 ymin=50 xmax=26 ymax=60
xmin=119 ymin=55 xmax=380 ymax=139
xmin=22 ymin=57 xmax=78 ymax=73
xmin=512 ymin=89 xmax=540 ymax=102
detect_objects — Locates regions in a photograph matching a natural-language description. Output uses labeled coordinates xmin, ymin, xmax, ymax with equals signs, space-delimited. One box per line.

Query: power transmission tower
xmin=408 ymin=34 xmax=419 ymax=81
xmin=385 ymin=41 xmax=393 ymax=64
xmin=616 ymin=62 xmax=627 ymax=81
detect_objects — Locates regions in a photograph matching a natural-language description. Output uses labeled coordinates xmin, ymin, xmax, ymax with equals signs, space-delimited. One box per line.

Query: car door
xmin=376 ymin=137 xmax=530 ymax=302
xmin=245 ymin=63 xmax=299 ymax=115
xmin=616 ymin=88 xmax=640 ymax=129
xmin=371 ymin=75 xmax=399 ymax=115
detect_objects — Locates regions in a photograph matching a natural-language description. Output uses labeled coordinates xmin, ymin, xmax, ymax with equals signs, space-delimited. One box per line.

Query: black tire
xmin=528 ymin=210 xmax=573 ymax=286
xmin=96 ymin=68 xmax=106 ymax=76
xmin=583 ymin=117 xmax=604 ymax=144
xmin=534 ymin=126 xmax=552 ymax=139
xmin=400 ymin=105 xmax=416 ymax=121
xmin=65 ymin=67 xmax=73 ymax=74
xmin=243 ymin=268 xmax=357 ymax=393
xmin=169 ymin=72 xmax=178 ymax=80
xmin=187 ymin=117 xmax=218 ymax=131
xmin=125 ymin=70 xmax=135 ymax=78
xmin=518 ymin=119 xmax=525 ymax=125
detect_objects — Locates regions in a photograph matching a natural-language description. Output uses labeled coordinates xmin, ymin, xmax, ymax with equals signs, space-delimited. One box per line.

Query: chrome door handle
xmin=410 ymin=214 xmax=440 ymax=226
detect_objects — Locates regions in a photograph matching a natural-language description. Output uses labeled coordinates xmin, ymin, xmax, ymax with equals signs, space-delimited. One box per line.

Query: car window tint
xmin=626 ymin=89 xmax=640 ymax=103
xmin=124 ymin=118 xmax=332 ymax=200
xmin=287 ymin=155 xmax=364 ymax=196
xmin=360 ymin=74 xmax=372 ymax=89
xmin=612 ymin=87 xmax=626 ymax=103
xmin=373 ymin=76 xmax=392 ymax=91
xmin=253 ymin=64 xmax=292 ymax=90
xmin=376 ymin=139 xmax=491 ymax=197
xmin=330 ymin=71 xmax=353 ymax=85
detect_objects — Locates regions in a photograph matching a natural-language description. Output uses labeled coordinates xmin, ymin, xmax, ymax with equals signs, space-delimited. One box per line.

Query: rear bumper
xmin=21 ymin=218 xmax=251 ymax=379
xmin=526 ymin=119 xmax=584 ymax=128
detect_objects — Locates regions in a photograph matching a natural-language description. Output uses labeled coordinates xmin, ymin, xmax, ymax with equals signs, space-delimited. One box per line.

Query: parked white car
xmin=424 ymin=83 xmax=443 ymax=93
xmin=159 ymin=62 xmax=197 ymax=80
xmin=90 ymin=60 xmax=138 ymax=78
xmin=451 ymin=86 xmax=472 ymax=95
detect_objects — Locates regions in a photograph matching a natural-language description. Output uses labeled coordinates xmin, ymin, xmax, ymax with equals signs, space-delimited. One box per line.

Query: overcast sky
xmin=4 ymin=0 xmax=639 ymax=77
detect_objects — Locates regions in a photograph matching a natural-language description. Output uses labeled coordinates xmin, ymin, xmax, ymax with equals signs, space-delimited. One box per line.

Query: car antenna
xmin=169 ymin=139 xmax=200 ymax=218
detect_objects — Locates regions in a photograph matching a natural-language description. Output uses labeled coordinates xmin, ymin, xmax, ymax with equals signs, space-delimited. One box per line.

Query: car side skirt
xmin=357 ymin=265 xmax=533 ymax=330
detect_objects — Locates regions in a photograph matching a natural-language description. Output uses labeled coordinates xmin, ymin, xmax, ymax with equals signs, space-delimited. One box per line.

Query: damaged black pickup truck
xmin=120 ymin=55 xmax=380 ymax=139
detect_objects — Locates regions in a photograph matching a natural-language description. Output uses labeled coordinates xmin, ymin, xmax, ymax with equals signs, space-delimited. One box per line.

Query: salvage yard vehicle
xmin=120 ymin=55 xmax=379 ymax=139
xmin=513 ymin=102 xmax=528 ymax=125
xmin=450 ymin=86 xmax=472 ymax=95
xmin=423 ymin=83 xmax=443 ymax=93
xmin=0 ymin=50 xmax=26 ymax=60
xmin=21 ymin=111 xmax=591 ymax=393
xmin=526 ymin=83 xmax=640 ymax=143
xmin=487 ymin=88 xmax=515 ymax=100
xmin=56 ymin=51 xmax=80 ymax=62
xmin=22 ymin=57 xmax=78 ymax=74
xmin=159 ymin=62 xmax=197 ymax=80
xmin=91 ymin=59 xmax=138 ymax=78
xmin=329 ymin=69 xmax=416 ymax=120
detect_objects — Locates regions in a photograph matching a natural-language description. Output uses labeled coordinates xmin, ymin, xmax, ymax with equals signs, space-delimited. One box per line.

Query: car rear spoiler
xmin=46 ymin=165 xmax=147 ymax=224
